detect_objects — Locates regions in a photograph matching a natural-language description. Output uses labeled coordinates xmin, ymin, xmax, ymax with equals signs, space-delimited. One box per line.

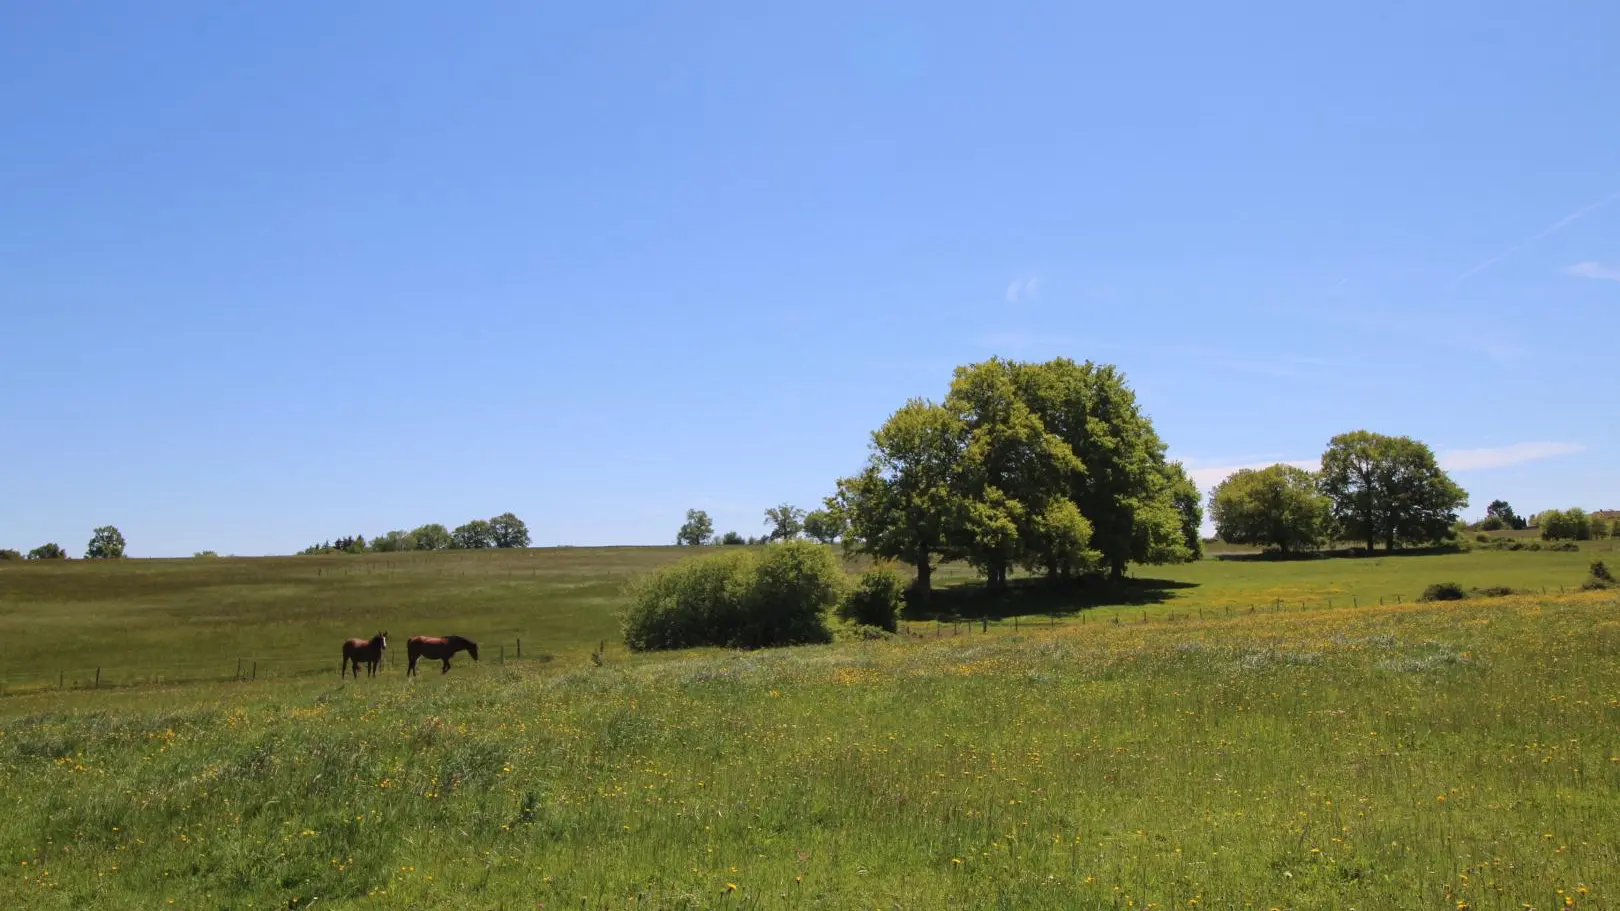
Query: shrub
xmin=1478 ymin=515 xmax=1506 ymax=532
xmin=1419 ymin=582 xmax=1468 ymax=602
xmin=837 ymin=563 xmax=906 ymax=632
xmin=739 ymin=541 xmax=845 ymax=648
xmin=621 ymin=541 xmax=843 ymax=651
xmin=1473 ymin=585 xmax=1517 ymax=598
xmin=0 ymin=548 xmax=21 ymax=561
xmin=1548 ymin=542 xmax=1579 ymax=553
xmin=1591 ymin=561 xmax=1614 ymax=583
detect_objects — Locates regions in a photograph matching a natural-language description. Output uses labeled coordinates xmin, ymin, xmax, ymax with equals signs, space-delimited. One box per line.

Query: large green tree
xmin=802 ymin=508 xmax=843 ymax=544
xmin=411 ymin=523 xmax=453 ymax=551
xmin=489 ymin=512 xmax=531 ymax=548
xmin=27 ymin=543 xmax=65 ymax=560
xmin=827 ymin=399 xmax=964 ymax=604
xmin=1010 ymin=357 xmax=1196 ymax=578
xmin=943 ymin=358 xmax=1084 ymax=588
xmin=86 ymin=525 xmax=126 ymax=559
xmin=1210 ymin=464 xmax=1334 ymax=554
xmin=1318 ymin=431 xmax=1468 ymax=552
xmin=452 ymin=520 xmax=494 ymax=549
xmin=762 ymin=504 xmax=806 ymax=542
xmin=676 ymin=509 xmax=714 ymax=546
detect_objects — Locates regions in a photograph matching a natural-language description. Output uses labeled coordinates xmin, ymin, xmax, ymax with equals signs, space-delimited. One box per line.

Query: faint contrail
xmin=1450 ymin=189 xmax=1620 ymax=287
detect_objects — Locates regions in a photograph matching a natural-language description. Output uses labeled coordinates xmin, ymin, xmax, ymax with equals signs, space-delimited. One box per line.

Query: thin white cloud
xmin=1566 ymin=261 xmax=1620 ymax=282
xmin=1183 ymin=459 xmax=1318 ymax=494
xmin=1451 ymin=190 xmax=1620 ymax=287
xmin=1438 ymin=442 xmax=1585 ymax=471
xmin=1004 ymin=277 xmax=1040 ymax=303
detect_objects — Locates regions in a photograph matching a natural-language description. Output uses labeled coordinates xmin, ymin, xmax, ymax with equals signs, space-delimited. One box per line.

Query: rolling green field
xmin=2 ymin=546 xmax=1618 ymax=908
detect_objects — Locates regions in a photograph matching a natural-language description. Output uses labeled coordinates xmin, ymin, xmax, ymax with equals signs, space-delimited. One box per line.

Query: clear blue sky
xmin=3 ymin=2 xmax=1617 ymax=557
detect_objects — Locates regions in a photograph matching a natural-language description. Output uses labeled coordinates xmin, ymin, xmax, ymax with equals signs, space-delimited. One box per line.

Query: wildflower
xmin=724 ymin=883 xmax=737 ymax=893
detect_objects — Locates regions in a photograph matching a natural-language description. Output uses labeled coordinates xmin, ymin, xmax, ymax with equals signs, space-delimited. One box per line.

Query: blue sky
xmin=3 ymin=1 xmax=1617 ymax=557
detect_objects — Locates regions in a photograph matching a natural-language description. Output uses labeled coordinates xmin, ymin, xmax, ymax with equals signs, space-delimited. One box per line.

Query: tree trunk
xmin=1109 ymin=557 xmax=1126 ymax=581
xmin=913 ymin=547 xmax=933 ymax=605
xmin=987 ymin=562 xmax=1007 ymax=590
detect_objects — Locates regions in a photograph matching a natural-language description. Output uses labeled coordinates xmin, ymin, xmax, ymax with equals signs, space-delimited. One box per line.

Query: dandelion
xmin=724 ymin=883 xmax=737 ymax=893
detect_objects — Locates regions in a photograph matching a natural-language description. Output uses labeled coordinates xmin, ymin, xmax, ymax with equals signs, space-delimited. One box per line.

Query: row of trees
xmin=0 ymin=526 xmax=127 ymax=561
xmin=298 ymin=512 xmax=530 ymax=555
xmin=823 ymin=357 xmax=1202 ymax=601
xmin=675 ymin=504 xmax=843 ymax=547
xmin=1210 ymin=432 xmax=1468 ymax=553
xmin=1536 ymin=508 xmax=1611 ymax=541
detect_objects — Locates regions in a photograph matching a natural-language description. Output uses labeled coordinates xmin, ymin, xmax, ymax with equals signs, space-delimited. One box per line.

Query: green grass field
xmin=2 ymin=546 xmax=1618 ymax=908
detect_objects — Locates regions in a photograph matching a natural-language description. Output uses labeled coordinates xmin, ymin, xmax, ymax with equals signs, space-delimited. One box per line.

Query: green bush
xmin=1419 ymin=582 xmax=1468 ymax=602
xmin=621 ymin=541 xmax=843 ymax=651
xmin=1548 ymin=542 xmax=1579 ymax=553
xmin=1478 ymin=515 xmax=1506 ymax=532
xmin=1473 ymin=585 xmax=1518 ymax=598
xmin=0 ymin=548 xmax=21 ymax=561
xmin=837 ymin=563 xmax=906 ymax=632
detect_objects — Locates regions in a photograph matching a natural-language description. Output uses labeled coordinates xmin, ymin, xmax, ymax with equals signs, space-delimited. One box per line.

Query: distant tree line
xmin=1210 ymin=431 xmax=1468 ymax=553
xmin=298 ymin=512 xmax=530 ymax=555
xmin=675 ymin=502 xmax=846 ymax=548
xmin=1536 ymin=508 xmax=1610 ymax=542
xmin=1 ymin=526 xmax=127 ymax=562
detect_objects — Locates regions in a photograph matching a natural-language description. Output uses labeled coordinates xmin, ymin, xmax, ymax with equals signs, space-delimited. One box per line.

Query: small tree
xmin=802 ymin=508 xmax=843 ymax=544
xmin=763 ymin=503 xmax=806 ymax=542
xmin=452 ymin=520 xmax=495 ymax=549
xmin=676 ymin=509 xmax=715 ymax=546
xmin=1589 ymin=516 xmax=1611 ymax=540
xmin=719 ymin=531 xmax=746 ymax=545
xmin=1486 ymin=499 xmax=1526 ymax=530
xmin=28 ymin=543 xmax=66 ymax=560
xmin=1211 ymin=464 xmax=1334 ymax=554
xmin=0 ymin=548 xmax=22 ymax=560
xmin=86 ymin=525 xmax=126 ymax=559
xmin=489 ymin=512 xmax=531 ymax=548
xmin=411 ymin=523 xmax=453 ymax=551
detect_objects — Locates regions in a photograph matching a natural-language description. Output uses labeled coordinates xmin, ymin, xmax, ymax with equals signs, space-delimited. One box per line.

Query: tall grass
xmin=2 ymin=591 xmax=1616 ymax=908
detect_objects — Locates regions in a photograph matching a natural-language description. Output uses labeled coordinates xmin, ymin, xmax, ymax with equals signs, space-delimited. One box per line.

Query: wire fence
xmin=0 ymin=639 xmax=551 ymax=697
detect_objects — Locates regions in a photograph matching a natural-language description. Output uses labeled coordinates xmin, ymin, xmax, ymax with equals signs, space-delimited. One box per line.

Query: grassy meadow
xmin=1 ymin=545 xmax=1618 ymax=908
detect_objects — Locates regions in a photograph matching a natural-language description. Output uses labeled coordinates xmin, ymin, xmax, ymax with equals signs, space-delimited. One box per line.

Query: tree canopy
xmin=1486 ymin=499 xmax=1527 ymax=531
xmin=802 ymin=509 xmax=842 ymax=544
xmin=489 ymin=512 xmax=531 ymax=548
xmin=676 ymin=509 xmax=714 ymax=546
xmin=762 ymin=504 xmax=806 ymax=542
xmin=1318 ymin=431 xmax=1468 ymax=552
xmin=86 ymin=525 xmax=126 ymax=559
xmin=1210 ymin=464 xmax=1334 ymax=554
xmin=829 ymin=357 xmax=1196 ymax=599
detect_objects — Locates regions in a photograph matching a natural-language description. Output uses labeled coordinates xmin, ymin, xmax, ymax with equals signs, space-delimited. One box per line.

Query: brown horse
xmin=406 ymin=634 xmax=478 ymax=676
xmin=341 ymin=631 xmax=388 ymax=678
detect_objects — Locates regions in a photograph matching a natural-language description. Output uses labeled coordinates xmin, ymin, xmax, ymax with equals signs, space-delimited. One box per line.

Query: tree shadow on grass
xmin=1212 ymin=544 xmax=1468 ymax=562
xmin=901 ymin=575 xmax=1200 ymax=623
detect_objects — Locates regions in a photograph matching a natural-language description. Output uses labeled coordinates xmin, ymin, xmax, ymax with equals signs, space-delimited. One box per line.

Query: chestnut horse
xmin=406 ymin=634 xmax=479 ymax=676
xmin=341 ymin=631 xmax=388 ymax=678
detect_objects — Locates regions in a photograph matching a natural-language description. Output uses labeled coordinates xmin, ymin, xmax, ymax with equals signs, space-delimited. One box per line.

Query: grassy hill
xmin=1 ymin=542 xmax=1612 ymax=691
xmin=1 ymin=545 xmax=1617 ymax=908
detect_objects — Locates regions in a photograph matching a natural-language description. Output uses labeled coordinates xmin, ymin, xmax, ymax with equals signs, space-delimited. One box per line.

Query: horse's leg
xmin=441 ymin=656 xmax=450 ymax=674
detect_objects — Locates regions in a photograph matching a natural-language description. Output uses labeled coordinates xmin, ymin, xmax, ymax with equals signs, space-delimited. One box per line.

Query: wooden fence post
xmin=516 ymin=639 xmax=522 ymax=658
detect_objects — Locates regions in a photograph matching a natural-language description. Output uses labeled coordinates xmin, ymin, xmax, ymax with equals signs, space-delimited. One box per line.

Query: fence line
xmin=0 ymin=639 xmax=547 ymax=698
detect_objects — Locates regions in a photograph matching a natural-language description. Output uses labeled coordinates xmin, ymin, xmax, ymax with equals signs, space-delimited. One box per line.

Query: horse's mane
xmin=447 ymin=634 xmax=475 ymax=646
